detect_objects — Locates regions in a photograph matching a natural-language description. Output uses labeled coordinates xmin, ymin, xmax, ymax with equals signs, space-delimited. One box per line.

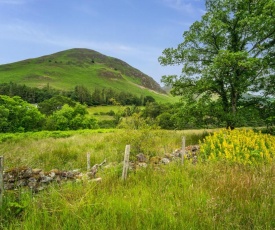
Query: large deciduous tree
xmin=0 ymin=95 xmax=45 ymax=132
xmin=159 ymin=0 xmax=275 ymax=128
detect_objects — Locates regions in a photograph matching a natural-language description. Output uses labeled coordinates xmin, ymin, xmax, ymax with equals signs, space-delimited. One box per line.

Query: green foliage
xmin=0 ymin=95 xmax=45 ymax=132
xmin=159 ymin=0 xmax=275 ymax=129
xmin=0 ymin=82 xmax=61 ymax=103
xmin=38 ymin=95 xmax=76 ymax=115
xmin=157 ymin=112 xmax=175 ymax=130
xmin=72 ymin=85 xmax=93 ymax=105
xmin=117 ymin=113 xmax=159 ymax=130
xmin=0 ymin=191 xmax=31 ymax=229
xmin=143 ymin=95 xmax=155 ymax=105
xmin=45 ymin=103 xmax=99 ymax=131
xmin=0 ymin=82 xmax=162 ymax=107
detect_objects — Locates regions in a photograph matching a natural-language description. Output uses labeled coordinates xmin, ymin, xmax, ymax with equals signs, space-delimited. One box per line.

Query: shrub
xmin=199 ymin=129 xmax=275 ymax=165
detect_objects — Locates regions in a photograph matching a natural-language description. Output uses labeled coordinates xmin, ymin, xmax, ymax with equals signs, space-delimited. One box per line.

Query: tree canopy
xmin=0 ymin=95 xmax=45 ymax=132
xmin=159 ymin=0 xmax=275 ymax=128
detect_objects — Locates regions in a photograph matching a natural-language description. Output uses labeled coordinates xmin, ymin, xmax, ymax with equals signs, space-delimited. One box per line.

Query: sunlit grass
xmin=2 ymin=162 xmax=274 ymax=229
xmin=0 ymin=129 xmax=208 ymax=170
xmin=1 ymin=129 xmax=274 ymax=229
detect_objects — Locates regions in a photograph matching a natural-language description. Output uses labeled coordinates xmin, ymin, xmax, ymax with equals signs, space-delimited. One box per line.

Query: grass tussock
xmin=0 ymin=129 xmax=274 ymax=229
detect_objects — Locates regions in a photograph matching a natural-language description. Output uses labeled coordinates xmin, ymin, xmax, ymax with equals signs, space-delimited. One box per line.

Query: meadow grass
xmin=0 ymin=129 xmax=209 ymax=170
xmin=1 ymin=129 xmax=274 ymax=229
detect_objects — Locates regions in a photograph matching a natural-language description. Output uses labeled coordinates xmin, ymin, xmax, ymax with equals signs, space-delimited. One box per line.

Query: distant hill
xmin=0 ymin=48 xmax=176 ymax=102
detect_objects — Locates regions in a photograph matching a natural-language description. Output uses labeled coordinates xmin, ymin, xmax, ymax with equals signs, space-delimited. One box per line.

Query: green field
xmin=88 ymin=105 xmax=141 ymax=121
xmin=0 ymin=129 xmax=274 ymax=229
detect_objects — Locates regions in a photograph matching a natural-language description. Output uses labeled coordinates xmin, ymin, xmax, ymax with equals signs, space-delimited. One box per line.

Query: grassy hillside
xmin=0 ymin=48 xmax=178 ymax=103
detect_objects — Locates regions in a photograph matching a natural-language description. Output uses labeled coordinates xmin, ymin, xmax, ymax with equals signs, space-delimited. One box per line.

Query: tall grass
xmin=1 ymin=129 xmax=274 ymax=229
xmin=2 ymin=163 xmax=274 ymax=229
xmin=0 ymin=129 xmax=207 ymax=170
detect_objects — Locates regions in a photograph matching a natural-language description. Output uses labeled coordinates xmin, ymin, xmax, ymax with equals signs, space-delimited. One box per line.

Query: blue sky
xmin=0 ymin=0 xmax=205 ymax=84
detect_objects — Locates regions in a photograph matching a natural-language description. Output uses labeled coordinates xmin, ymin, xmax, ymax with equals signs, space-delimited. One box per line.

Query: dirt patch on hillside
xmin=99 ymin=69 xmax=123 ymax=80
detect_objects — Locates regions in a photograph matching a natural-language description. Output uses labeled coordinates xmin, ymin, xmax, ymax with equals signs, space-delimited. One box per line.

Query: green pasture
xmin=0 ymin=129 xmax=274 ymax=229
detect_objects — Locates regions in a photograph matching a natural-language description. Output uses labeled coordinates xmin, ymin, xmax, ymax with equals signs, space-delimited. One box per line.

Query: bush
xmin=44 ymin=103 xmax=99 ymax=131
xmin=199 ymin=129 xmax=275 ymax=165
xmin=0 ymin=95 xmax=45 ymax=132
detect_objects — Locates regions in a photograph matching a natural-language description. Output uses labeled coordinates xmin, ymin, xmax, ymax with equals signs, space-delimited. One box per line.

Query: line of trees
xmin=118 ymin=100 xmax=273 ymax=130
xmin=0 ymin=93 xmax=274 ymax=133
xmin=0 ymin=82 xmax=155 ymax=106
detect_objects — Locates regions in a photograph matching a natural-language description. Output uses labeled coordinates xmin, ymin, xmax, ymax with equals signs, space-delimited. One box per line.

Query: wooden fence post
xmin=0 ymin=156 xmax=4 ymax=207
xmin=87 ymin=152 xmax=91 ymax=171
xmin=122 ymin=145 xmax=130 ymax=181
xmin=181 ymin=137 xmax=186 ymax=165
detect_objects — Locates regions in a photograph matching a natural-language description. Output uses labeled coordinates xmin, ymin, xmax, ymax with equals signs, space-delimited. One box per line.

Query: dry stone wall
xmin=3 ymin=145 xmax=199 ymax=192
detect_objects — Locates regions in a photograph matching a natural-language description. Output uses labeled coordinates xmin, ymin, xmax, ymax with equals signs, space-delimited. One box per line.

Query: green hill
xmin=0 ymin=48 xmax=177 ymax=103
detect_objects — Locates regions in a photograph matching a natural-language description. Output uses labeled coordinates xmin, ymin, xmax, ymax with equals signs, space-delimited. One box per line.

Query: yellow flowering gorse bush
xmin=199 ymin=129 xmax=275 ymax=165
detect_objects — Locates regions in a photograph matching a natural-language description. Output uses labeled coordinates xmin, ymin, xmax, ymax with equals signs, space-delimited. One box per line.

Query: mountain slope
xmin=0 ymin=48 xmax=172 ymax=101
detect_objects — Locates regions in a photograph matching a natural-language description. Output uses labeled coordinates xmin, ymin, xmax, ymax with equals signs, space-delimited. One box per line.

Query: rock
xmin=28 ymin=177 xmax=37 ymax=183
xmin=8 ymin=178 xmax=15 ymax=183
xmin=32 ymin=168 xmax=42 ymax=174
xmin=164 ymin=153 xmax=174 ymax=160
xmin=88 ymin=164 xmax=99 ymax=178
xmin=75 ymin=173 xmax=83 ymax=179
xmin=173 ymin=149 xmax=182 ymax=157
xmin=28 ymin=181 xmax=37 ymax=189
xmin=50 ymin=169 xmax=61 ymax=175
xmin=192 ymin=145 xmax=200 ymax=152
xmin=3 ymin=173 xmax=10 ymax=182
xmin=150 ymin=156 xmax=161 ymax=165
xmin=136 ymin=153 xmax=147 ymax=162
xmin=65 ymin=171 xmax=75 ymax=179
xmin=4 ymin=183 xmax=15 ymax=190
xmin=17 ymin=179 xmax=28 ymax=187
xmin=40 ymin=176 xmax=53 ymax=183
xmin=161 ymin=158 xmax=170 ymax=165
xmin=48 ymin=171 xmax=56 ymax=178
xmin=138 ymin=162 xmax=147 ymax=168
xmin=22 ymin=168 xmax=33 ymax=178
